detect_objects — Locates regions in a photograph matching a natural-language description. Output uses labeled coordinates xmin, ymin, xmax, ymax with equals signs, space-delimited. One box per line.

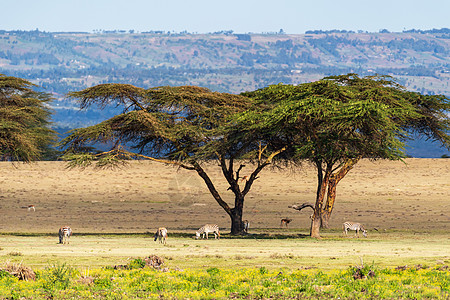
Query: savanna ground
xmin=0 ymin=159 xmax=448 ymax=299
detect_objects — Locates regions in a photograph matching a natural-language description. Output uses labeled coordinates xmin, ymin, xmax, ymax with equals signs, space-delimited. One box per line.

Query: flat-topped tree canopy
xmin=63 ymin=84 xmax=252 ymax=167
xmin=240 ymin=74 xmax=449 ymax=164
xmin=325 ymin=74 xmax=450 ymax=147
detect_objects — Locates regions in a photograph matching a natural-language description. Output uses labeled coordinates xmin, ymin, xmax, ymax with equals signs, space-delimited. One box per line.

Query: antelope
xmin=243 ymin=220 xmax=250 ymax=233
xmin=21 ymin=205 xmax=35 ymax=212
xmin=240 ymin=176 xmax=249 ymax=183
xmin=280 ymin=218 xmax=292 ymax=228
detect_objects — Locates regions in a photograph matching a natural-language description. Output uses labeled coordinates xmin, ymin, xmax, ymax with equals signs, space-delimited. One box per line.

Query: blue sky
xmin=1 ymin=0 xmax=449 ymax=33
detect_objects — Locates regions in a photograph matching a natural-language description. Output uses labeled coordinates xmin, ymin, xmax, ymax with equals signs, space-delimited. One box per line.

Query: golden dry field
xmin=0 ymin=159 xmax=449 ymax=271
xmin=0 ymin=159 xmax=448 ymax=234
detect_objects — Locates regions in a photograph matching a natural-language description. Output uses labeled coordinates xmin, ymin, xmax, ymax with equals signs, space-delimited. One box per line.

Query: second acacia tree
xmin=239 ymin=74 xmax=449 ymax=238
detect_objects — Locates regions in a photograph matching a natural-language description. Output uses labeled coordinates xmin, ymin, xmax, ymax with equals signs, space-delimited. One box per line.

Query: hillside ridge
xmin=0 ymin=29 xmax=449 ymax=157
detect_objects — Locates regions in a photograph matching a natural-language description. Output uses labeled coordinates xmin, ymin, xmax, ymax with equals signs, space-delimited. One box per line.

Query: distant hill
xmin=0 ymin=29 xmax=449 ymax=157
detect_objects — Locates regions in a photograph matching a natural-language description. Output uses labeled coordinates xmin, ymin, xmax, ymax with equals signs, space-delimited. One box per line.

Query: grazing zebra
xmin=280 ymin=218 xmax=292 ymax=228
xmin=154 ymin=227 xmax=168 ymax=244
xmin=343 ymin=222 xmax=367 ymax=238
xmin=58 ymin=226 xmax=72 ymax=244
xmin=195 ymin=224 xmax=220 ymax=239
xmin=243 ymin=220 xmax=250 ymax=233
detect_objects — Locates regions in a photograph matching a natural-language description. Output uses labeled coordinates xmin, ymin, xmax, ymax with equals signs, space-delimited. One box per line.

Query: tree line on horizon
xmin=1 ymin=73 xmax=449 ymax=237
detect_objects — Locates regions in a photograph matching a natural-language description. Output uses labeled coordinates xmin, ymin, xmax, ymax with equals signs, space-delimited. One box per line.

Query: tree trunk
xmin=230 ymin=195 xmax=245 ymax=235
xmin=320 ymin=213 xmax=330 ymax=229
xmin=310 ymin=213 xmax=322 ymax=238
xmin=230 ymin=207 xmax=244 ymax=235
xmin=322 ymin=158 xmax=359 ymax=228
xmin=310 ymin=162 xmax=332 ymax=237
xmin=320 ymin=177 xmax=336 ymax=228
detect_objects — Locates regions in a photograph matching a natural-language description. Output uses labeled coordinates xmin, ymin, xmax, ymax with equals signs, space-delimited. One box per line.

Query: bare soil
xmin=0 ymin=159 xmax=448 ymax=235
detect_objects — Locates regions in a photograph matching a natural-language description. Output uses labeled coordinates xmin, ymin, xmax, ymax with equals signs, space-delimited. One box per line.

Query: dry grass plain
xmin=0 ymin=159 xmax=449 ymax=270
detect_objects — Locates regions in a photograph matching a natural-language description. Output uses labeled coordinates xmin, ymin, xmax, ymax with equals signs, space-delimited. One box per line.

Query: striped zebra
xmin=195 ymin=224 xmax=220 ymax=240
xmin=343 ymin=222 xmax=367 ymax=238
xmin=154 ymin=227 xmax=168 ymax=244
xmin=58 ymin=226 xmax=72 ymax=244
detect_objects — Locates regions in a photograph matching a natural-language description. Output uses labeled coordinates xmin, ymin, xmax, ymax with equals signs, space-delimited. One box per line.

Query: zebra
xmin=243 ymin=220 xmax=250 ymax=233
xmin=343 ymin=222 xmax=367 ymax=238
xmin=154 ymin=227 xmax=168 ymax=244
xmin=58 ymin=226 xmax=72 ymax=244
xmin=195 ymin=224 xmax=220 ymax=239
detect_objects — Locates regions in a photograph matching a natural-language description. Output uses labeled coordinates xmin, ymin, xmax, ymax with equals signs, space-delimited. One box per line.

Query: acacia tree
xmin=61 ymin=84 xmax=285 ymax=234
xmin=0 ymin=74 xmax=56 ymax=162
xmin=239 ymin=74 xmax=450 ymax=238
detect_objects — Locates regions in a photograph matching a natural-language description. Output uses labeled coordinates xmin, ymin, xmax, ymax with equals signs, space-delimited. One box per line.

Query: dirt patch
xmin=0 ymin=159 xmax=448 ymax=234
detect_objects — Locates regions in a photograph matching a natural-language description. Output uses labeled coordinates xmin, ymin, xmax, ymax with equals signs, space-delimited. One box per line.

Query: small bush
xmin=207 ymin=267 xmax=220 ymax=276
xmin=127 ymin=258 xmax=146 ymax=269
xmin=0 ymin=269 xmax=12 ymax=279
xmin=349 ymin=262 xmax=376 ymax=280
xmin=41 ymin=263 xmax=73 ymax=290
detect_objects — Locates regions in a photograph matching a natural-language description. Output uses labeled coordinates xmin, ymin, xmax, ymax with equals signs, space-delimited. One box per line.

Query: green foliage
xmin=0 ymin=266 xmax=447 ymax=299
xmin=206 ymin=267 xmax=220 ymax=276
xmin=348 ymin=262 xmax=376 ymax=280
xmin=0 ymin=74 xmax=57 ymax=162
xmin=127 ymin=258 xmax=146 ymax=270
xmin=239 ymin=74 xmax=450 ymax=165
xmin=40 ymin=263 xmax=74 ymax=291
xmin=61 ymin=84 xmax=252 ymax=166
xmin=0 ymin=269 xmax=12 ymax=279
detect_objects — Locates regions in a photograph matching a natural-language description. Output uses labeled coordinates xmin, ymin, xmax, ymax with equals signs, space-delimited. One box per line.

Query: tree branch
xmin=242 ymin=146 xmax=286 ymax=196
xmin=235 ymin=164 xmax=246 ymax=181
xmin=131 ymin=152 xmax=196 ymax=170
xmin=289 ymin=203 xmax=315 ymax=212
xmin=192 ymin=162 xmax=232 ymax=215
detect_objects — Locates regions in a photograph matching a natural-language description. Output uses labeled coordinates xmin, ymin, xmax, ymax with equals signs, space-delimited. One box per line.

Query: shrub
xmin=127 ymin=258 xmax=146 ymax=270
xmin=206 ymin=267 xmax=220 ymax=276
xmin=41 ymin=263 xmax=73 ymax=290
xmin=348 ymin=260 xmax=376 ymax=280
xmin=0 ymin=269 xmax=12 ymax=279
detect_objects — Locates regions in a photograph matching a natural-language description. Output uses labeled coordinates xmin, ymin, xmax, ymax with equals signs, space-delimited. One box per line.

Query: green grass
xmin=0 ymin=232 xmax=448 ymax=298
xmin=0 ymin=264 xmax=448 ymax=299
xmin=0 ymin=231 xmax=448 ymax=270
